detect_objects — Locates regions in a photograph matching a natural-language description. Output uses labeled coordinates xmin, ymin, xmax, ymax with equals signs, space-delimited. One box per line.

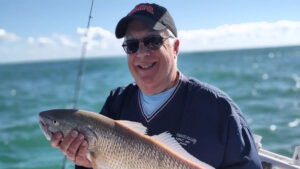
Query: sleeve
xmin=221 ymin=115 xmax=262 ymax=169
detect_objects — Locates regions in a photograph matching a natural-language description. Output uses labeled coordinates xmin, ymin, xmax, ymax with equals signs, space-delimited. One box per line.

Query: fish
xmin=39 ymin=109 xmax=214 ymax=169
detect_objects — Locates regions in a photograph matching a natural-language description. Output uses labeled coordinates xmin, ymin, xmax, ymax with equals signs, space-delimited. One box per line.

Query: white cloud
xmin=27 ymin=36 xmax=58 ymax=47
xmin=27 ymin=34 xmax=78 ymax=48
xmin=27 ymin=37 xmax=35 ymax=44
xmin=77 ymin=27 xmax=123 ymax=56
xmin=178 ymin=20 xmax=300 ymax=51
xmin=27 ymin=36 xmax=55 ymax=46
xmin=22 ymin=35 xmax=79 ymax=63
xmin=52 ymin=34 xmax=78 ymax=47
xmin=1 ymin=27 xmax=122 ymax=63
xmin=1 ymin=20 xmax=300 ymax=63
xmin=37 ymin=37 xmax=55 ymax=45
xmin=0 ymin=29 xmax=20 ymax=42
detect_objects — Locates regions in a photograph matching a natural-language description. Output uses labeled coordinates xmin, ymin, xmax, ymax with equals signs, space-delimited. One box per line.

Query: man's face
xmin=125 ymin=20 xmax=179 ymax=95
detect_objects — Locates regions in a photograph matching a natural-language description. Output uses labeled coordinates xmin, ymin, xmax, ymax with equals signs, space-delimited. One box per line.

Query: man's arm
xmin=222 ymin=116 xmax=262 ymax=169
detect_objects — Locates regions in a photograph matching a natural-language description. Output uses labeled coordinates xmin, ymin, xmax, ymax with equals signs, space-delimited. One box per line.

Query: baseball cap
xmin=115 ymin=3 xmax=177 ymax=38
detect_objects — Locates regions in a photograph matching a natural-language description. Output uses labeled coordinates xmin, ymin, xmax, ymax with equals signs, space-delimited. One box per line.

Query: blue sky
xmin=1 ymin=0 xmax=300 ymax=63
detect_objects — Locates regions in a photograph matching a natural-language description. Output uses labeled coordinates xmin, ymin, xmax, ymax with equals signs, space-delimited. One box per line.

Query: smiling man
xmin=124 ymin=20 xmax=179 ymax=95
xmin=50 ymin=3 xmax=263 ymax=169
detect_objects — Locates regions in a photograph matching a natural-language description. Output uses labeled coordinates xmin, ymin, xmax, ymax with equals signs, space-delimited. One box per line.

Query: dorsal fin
xmin=116 ymin=121 xmax=214 ymax=169
xmin=152 ymin=132 xmax=214 ymax=169
xmin=116 ymin=120 xmax=147 ymax=135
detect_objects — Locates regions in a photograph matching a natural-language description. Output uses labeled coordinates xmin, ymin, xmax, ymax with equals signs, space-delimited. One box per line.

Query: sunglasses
xmin=122 ymin=35 xmax=173 ymax=54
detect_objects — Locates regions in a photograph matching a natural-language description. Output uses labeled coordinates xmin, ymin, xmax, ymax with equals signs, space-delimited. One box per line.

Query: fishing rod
xmin=62 ymin=0 xmax=95 ymax=168
xmin=72 ymin=0 xmax=95 ymax=109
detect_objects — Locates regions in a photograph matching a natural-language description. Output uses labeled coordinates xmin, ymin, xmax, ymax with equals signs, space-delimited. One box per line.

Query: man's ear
xmin=174 ymin=39 xmax=180 ymax=57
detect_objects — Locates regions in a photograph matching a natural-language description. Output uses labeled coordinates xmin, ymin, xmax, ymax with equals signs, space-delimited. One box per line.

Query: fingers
xmin=59 ymin=130 xmax=79 ymax=154
xmin=65 ymin=133 xmax=85 ymax=162
xmin=51 ymin=132 xmax=63 ymax=148
xmin=75 ymin=140 xmax=92 ymax=167
xmin=76 ymin=140 xmax=89 ymax=162
xmin=50 ymin=130 xmax=91 ymax=167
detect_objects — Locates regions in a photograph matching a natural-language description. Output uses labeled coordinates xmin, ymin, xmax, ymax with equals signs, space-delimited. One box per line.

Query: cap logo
xmin=128 ymin=4 xmax=154 ymax=16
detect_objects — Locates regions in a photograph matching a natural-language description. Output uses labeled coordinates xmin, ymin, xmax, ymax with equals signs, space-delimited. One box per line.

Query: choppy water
xmin=0 ymin=46 xmax=299 ymax=169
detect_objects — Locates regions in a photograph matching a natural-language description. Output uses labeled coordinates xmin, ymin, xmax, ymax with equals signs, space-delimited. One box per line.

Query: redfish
xmin=39 ymin=109 xmax=214 ymax=169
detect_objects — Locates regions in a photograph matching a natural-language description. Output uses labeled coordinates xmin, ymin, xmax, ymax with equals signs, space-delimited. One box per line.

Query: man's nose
xmin=136 ymin=41 xmax=149 ymax=57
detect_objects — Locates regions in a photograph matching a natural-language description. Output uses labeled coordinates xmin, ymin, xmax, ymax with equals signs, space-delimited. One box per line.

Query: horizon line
xmin=1 ymin=44 xmax=299 ymax=65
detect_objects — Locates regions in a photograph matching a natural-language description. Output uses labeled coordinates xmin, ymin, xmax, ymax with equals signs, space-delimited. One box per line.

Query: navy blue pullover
xmin=76 ymin=74 xmax=262 ymax=169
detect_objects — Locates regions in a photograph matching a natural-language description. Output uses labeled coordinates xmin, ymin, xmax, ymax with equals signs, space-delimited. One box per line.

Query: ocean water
xmin=0 ymin=46 xmax=299 ymax=169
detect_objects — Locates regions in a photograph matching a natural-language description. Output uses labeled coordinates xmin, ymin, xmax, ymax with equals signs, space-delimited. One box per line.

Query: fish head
xmin=39 ymin=109 xmax=115 ymax=147
xmin=39 ymin=109 xmax=81 ymax=140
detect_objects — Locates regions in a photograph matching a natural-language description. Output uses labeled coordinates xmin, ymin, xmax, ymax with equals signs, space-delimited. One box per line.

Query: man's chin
xmin=136 ymin=81 xmax=159 ymax=94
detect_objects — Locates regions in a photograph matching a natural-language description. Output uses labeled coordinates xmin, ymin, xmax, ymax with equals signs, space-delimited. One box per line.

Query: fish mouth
xmin=39 ymin=118 xmax=53 ymax=140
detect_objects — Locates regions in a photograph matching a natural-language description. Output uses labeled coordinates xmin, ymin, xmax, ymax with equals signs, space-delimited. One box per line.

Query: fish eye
xmin=53 ymin=120 xmax=59 ymax=126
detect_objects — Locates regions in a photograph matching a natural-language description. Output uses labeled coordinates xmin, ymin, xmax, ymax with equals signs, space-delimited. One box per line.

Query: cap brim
xmin=115 ymin=15 xmax=166 ymax=39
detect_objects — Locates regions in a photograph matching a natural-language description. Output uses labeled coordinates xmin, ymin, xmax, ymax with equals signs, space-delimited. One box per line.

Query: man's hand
xmin=51 ymin=130 xmax=92 ymax=168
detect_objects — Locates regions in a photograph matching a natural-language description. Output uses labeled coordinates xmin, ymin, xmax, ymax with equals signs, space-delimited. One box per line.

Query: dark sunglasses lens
xmin=123 ymin=40 xmax=139 ymax=54
xmin=123 ymin=35 xmax=165 ymax=54
xmin=143 ymin=35 xmax=163 ymax=50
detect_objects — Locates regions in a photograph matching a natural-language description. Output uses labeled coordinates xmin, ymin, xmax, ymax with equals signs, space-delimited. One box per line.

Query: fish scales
xmin=39 ymin=109 xmax=214 ymax=169
xmin=92 ymin=122 xmax=198 ymax=169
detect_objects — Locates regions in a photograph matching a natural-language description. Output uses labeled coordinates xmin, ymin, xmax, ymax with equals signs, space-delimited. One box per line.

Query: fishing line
xmin=62 ymin=0 xmax=95 ymax=168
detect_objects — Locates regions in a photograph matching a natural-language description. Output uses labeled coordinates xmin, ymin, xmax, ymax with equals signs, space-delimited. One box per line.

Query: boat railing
xmin=254 ymin=134 xmax=300 ymax=169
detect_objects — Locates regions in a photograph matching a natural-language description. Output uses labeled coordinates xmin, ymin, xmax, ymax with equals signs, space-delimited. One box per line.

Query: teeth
xmin=141 ymin=64 xmax=152 ymax=69
xmin=140 ymin=63 xmax=155 ymax=69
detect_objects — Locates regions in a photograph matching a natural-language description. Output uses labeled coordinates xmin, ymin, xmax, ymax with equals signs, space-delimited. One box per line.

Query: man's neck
xmin=140 ymin=71 xmax=180 ymax=95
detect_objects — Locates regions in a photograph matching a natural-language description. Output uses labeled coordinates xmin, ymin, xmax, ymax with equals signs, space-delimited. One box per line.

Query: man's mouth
xmin=138 ymin=62 xmax=156 ymax=70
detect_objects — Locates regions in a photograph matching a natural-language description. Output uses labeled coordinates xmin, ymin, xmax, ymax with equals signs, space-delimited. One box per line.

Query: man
xmin=51 ymin=3 xmax=263 ymax=169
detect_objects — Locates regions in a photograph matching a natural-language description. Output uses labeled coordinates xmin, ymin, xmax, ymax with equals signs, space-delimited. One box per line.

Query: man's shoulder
xmin=110 ymin=82 xmax=138 ymax=97
xmin=100 ymin=82 xmax=139 ymax=118
xmin=182 ymin=74 xmax=247 ymax=125
xmin=182 ymin=75 xmax=230 ymax=100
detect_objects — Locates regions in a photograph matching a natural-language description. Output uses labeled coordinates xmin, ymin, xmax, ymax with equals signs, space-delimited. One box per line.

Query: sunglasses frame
xmin=122 ymin=34 xmax=173 ymax=54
